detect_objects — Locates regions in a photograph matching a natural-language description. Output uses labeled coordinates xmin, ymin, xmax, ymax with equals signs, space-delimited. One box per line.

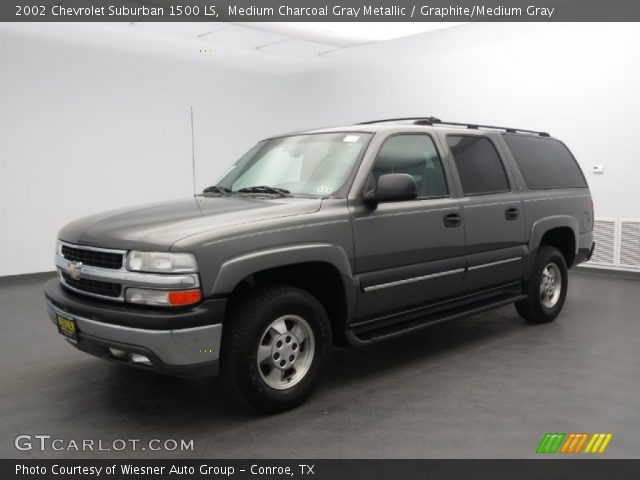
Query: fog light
xmin=129 ymin=354 xmax=152 ymax=366
xmin=109 ymin=348 xmax=128 ymax=359
xmin=125 ymin=288 xmax=202 ymax=306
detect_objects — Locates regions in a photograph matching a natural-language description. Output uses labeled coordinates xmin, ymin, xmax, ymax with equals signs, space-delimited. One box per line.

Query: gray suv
xmin=45 ymin=117 xmax=594 ymax=412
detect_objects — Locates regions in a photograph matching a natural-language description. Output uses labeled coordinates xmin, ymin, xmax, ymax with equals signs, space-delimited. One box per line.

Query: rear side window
xmin=502 ymin=134 xmax=587 ymax=189
xmin=446 ymin=135 xmax=510 ymax=195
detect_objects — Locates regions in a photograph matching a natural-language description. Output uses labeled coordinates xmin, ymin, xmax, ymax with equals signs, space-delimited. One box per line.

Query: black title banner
xmin=5 ymin=459 xmax=640 ymax=480
xmin=2 ymin=0 xmax=640 ymax=22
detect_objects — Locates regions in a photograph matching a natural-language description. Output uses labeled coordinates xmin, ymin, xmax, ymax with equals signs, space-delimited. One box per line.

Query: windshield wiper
xmin=236 ymin=185 xmax=291 ymax=197
xmin=202 ymin=185 xmax=232 ymax=195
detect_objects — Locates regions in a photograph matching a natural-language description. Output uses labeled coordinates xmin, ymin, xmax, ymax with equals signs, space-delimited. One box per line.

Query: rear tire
xmin=516 ymin=246 xmax=568 ymax=323
xmin=220 ymin=285 xmax=331 ymax=414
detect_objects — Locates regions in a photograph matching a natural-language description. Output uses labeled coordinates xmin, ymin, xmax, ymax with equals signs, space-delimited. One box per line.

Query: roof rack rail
xmin=357 ymin=117 xmax=550 ymax=137
xmin=425 ymin=119 xmax=550 ymax=137
xmin=357 ymin=117 xmax=442 ymax=125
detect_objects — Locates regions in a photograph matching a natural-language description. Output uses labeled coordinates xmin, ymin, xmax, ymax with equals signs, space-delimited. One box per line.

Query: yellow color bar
xmin=584 ymin=434 xmax=598 ymax=453
xmin=587 ymin=433 xmax=610 ymax=453
xmin=598 ymin=434 xmax=613 ymax=453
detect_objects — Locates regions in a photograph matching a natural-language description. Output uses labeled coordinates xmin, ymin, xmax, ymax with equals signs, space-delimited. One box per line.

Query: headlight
xmin=126 ymin=251 xmax=198 ymax=273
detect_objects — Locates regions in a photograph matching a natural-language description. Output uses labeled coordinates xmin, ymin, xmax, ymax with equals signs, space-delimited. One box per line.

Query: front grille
xmin=61 ymin=272 xmax=122 ymax=298
xmin=61 ymin=245 xmax=123 ymax=269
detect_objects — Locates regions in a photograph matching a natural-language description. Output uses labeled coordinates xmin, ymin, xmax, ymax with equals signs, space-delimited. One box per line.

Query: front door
xmin=350 ymin=133 xmax=466 ymax=320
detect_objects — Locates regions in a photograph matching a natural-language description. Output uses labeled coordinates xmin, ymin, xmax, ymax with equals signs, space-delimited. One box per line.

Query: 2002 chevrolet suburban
xmin=45 ymin=117 xmax=594 ymax=412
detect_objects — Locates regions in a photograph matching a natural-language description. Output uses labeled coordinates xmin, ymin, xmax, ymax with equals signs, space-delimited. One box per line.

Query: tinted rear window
xmin=502 ymin=134 xmax=587 ymax=189
xmin=447 ymin=135 xmax=510 ymax=195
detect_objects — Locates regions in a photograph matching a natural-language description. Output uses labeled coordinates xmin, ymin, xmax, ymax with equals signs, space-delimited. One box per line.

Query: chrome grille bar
xmin=55 ymin=242 xmax=200 ymax=302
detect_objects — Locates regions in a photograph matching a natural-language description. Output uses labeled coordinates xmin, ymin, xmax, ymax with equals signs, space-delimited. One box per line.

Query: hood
xmin=58 ymin=195 xmax=322 ymax=251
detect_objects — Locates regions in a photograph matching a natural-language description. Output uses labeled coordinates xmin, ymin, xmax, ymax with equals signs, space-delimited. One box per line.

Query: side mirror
xmin=364 ymin=173 xmax=417 ymax=207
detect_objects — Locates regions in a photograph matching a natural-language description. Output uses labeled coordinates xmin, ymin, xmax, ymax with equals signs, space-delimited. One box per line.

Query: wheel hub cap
xmin=257 ymin=314 xmax=315 ymax=390
xmin=540 ymin=263 xmax=562 ymax=308
xmin=271 ymin=332 xmax=300 ymax=370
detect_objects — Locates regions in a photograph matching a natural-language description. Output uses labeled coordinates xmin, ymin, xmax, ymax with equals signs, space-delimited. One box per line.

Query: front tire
xmin=220 ymin=285 xmax=331 ymax=413
xmin=516 ymin=246 xmax=568 ymax=323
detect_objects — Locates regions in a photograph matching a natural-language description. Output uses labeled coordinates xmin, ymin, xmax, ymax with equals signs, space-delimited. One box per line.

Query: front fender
xmin=211 ymin=243 xmax=356 ymax=319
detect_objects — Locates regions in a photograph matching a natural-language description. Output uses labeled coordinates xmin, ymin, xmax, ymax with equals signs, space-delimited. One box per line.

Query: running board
xmin=347 ymin=293 xmax=527 ymax=344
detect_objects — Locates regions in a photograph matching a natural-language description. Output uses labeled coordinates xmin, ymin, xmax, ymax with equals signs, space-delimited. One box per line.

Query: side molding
xmin=211 ymin=243 xmax=357 ymax=318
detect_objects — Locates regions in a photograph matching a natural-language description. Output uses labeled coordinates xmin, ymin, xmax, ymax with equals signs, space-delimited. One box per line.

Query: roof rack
xmin=357 ymin=117 xmax=550 ymax=137
xmin=357 ymin=117 xmax=442 ymax=125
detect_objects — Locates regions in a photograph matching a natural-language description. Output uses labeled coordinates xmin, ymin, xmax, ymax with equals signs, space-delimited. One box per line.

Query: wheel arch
xmin=211 ymin=244 xmax=356 ymax=342
xmin=526 ymin=216 xmax=579 ymax=278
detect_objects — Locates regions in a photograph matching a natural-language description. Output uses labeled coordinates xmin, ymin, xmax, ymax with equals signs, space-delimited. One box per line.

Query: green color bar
xmin=537 ymin=433 xmax=553 ymax=453
xmin=536 ymin=433 xmax=566 ymax=453
xmin=549 ymin=433 xmax=566 ymax=453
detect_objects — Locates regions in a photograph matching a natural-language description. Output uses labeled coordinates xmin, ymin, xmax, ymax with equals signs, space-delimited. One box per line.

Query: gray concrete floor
xmin=0 ymin=271 xmax=639 ymax=459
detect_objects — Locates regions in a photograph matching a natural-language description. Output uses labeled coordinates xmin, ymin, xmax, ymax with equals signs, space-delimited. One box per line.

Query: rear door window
xmin=446 ymin=135 xmax=510 ymax=195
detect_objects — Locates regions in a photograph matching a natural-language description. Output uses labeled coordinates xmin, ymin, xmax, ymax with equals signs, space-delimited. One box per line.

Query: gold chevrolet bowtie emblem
xmin=66 ymin=261 xmax=83 ymax=281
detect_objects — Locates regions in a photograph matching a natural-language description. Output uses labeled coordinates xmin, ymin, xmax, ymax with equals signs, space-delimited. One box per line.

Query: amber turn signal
xmin=168 ymin=289 xmax=202 ymax=306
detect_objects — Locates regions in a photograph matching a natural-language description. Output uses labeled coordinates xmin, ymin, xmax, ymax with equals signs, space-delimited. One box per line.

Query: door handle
xmin=443 ymin=212 xmax=462 ymax=227
xmin=505 ymin=207 xmax=519 ymax=220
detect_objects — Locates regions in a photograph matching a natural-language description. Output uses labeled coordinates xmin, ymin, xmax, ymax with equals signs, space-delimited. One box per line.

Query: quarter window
xmin=447 ymin=135 xmax=510 ymax=195
xmin=502 ymin=134 xmax=587 ymax=189
xmin=370 ymin=134 xmax=448 ymax=198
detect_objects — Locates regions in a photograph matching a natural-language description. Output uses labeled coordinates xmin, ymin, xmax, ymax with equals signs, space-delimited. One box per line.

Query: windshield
xmin=213 ymin=132 xmax=371 ymax=197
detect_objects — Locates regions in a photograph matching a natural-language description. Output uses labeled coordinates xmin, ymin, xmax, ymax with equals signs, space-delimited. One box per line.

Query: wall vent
xmin=619 ymin=220 xmax=640 ymax=267
xmin=588 ymin=219 xmax=617 ymax=266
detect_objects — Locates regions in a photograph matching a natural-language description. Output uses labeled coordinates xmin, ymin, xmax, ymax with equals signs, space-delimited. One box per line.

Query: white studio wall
xmin=0 ymin=23 xmax=315 ymax=277
xmin=1 ymin=22 xmax=639 ymax=277
xmin=295 ymin=22 xmax=640 ymax=270
xmin=297 ymin=22 xmax=640 ymax=221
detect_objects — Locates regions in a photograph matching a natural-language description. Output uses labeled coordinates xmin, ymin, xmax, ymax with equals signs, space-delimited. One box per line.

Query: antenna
xmin=190 ymin=105 xmax=197 ymax=197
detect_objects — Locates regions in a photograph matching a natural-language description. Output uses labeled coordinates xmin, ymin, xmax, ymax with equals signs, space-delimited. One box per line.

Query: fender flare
xmin=525 ymin=215 xmax=579 ymax=277
xmin=211 ymin=243 xmax=357 ymax=320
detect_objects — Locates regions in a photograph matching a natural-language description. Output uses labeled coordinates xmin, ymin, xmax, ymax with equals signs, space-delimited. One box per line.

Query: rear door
xmin=440 ymin=132 xmax=527 ymax=292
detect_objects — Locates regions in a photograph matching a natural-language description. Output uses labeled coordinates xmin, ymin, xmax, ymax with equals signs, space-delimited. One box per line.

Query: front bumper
xmin=45 ymin=279 xmax=225 ymax=377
